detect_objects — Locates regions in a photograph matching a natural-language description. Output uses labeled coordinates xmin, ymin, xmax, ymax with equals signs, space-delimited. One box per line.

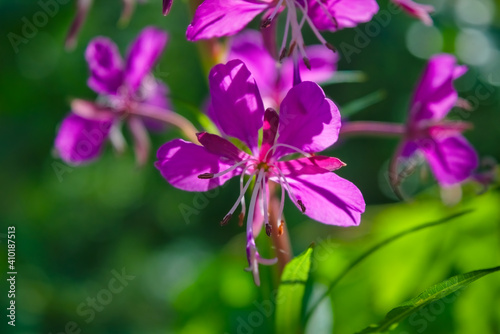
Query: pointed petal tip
xmin=163 ymin=0 xmax=173 ymax=16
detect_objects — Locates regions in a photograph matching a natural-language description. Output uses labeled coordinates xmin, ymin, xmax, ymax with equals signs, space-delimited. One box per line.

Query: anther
xmin=221 ymin=214 xmax=232 ymax=226
xmin=265 ymin=224 xmax=272 ymax=237
xmin=297 ymin=200 xmax=306 ymax=213
xmin=261 ymin=17 xmax=272 ymax=29
xmin=279 ymin=47 xmax=288 ymax=62
xmin=198 ymin=173 xmax=214 ymax=179
xmin=238 ymin=212 xmax=245 ymax=227
xmin=288 ymin=42 xmax=297 ymax=56
xmin=303 ymin=57 xmax=311 ymax=70
xmin=325 ymin=42 xmax=336 ymax=52
xmin=278 ymin=220 xmax=285 ymax=236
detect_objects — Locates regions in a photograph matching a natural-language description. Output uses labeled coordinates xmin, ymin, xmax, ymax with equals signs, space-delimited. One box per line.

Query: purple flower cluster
xmin=55 ymin=0 xmax=486 ymax=284
xmin=394 ymin=54 xmax=478 ymax=188
xmin=56 ymin=27 xmax=170 ymax=166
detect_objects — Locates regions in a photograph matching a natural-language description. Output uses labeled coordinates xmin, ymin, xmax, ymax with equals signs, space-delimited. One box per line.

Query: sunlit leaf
xmin=356 ymin=266 xmax=500 ymax=333
xmin=276 ymin=246 xmax=314 ymax=334
xmin=322 ymin=70 xmax=367 ymax=85
xmin=305 ymin=210 xmax=473 ymax=322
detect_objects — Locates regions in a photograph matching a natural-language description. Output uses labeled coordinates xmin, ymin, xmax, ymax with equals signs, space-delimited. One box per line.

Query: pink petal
xmin=286 ymin=172 xmax=365 ymax=226
xmin=275 ymin=81 xmax=341 ymax=158
xmin=276 ymin=156 xmax=345 ymax=176
xmin=391 ymin=0 xmax=434 ymax=26
xmin=227 ymin=30 xmax=279 ymax=106
xmin=410 ymin=54 xmax=467 ymax=124
xmin=186 ymin=0 xmax=271 ymax=41
xmin=55 ymin=113 xmax=113 ymax=165
xmin=307 ymin=0 xmax=379 ymax=32
xmin=85 ymin=37 xmax=124 ymax=95
xmin=125 ymin=27 xmax=168 ymax=93
xmin=155 ymin=139 xmax=242 ymax=192
xmin=209 ymin=59 xmax=265 ymax=155
xmin=420 ymin=134 xmax=479 ymax=186
xmin=163 ymin=0 xmax=173 ymax=15
xmin=197 ymin=132 xmax=252 ymax=163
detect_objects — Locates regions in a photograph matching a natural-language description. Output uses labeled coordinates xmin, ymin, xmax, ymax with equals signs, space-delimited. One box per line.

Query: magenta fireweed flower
xmin=227 ymin=29 xmax=338 ymax=108
xmin=186 ymin=0 xmax=378 ymax=62
xmin=393 ymin=54 xmax=479 ymax=188
xmin=65 ymin=0 xmax=146 ymax=50
xmin=55 ymin=27 xmax=169 ymax=165
xmin=391 ymin=0 xmax=434 ymax=26
xmin=155 ymin=59 xmax=365 ymax=284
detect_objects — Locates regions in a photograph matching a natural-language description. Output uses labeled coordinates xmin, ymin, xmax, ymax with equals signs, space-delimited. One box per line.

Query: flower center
xmin=256 ymin=161 xmax=270 ymax=172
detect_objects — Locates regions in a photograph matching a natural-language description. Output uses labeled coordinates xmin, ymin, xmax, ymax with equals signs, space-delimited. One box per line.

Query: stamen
xmin=246 ymin=170 xmax=265 ymax=236
xmin=303 ymin=14 xmax=328 ymax=45
xmin=256 ymin=253 xmax=278 ymax=265
xmin=225 ymin=169 xmax=257 ymax=221
xmin=261 ymin=173 xmax=270 ymax=236
xmin=303 ymin=56 xmax=311 ymax=70
xmin=279 ymin=47 xmax=288 ymax=62
xmin=288 ymin=41 xmax=297 ymax=57
xmin=279 ymin=8 xmax=291 ymax=62
xmin=277 ymin=176 xmax=286 ymax=224
xmin=297 ymin=199 xmax=306 ymax=213
xmin=325 ymin=42 xmax=336 ymax=52
xmin=278 ymin=220 xmax=284 ymax=236
xmin=261 ymin=17 xmax=272 ymax=29
xmin=266 ymin=224 xmax=272 ymax=237
xmin=221 ymin=214 xmax=232 ymax=226
xmin=315 ymin=0 xmax=339 ymax=29
xmin=294 ymin=0 xmax=336 ymax=53
xmin=201 ymin=158 xmax=253 ymax=179
xmin=264 ymin=143 xmax=312 ymax=162
xmin=273 ymin=165 xmax=305 ymax=214
xmin=262 ymin=0 xmax=284 ymax=28
xmin=239 ymin=164 xmax=254 ymax=217
xmin=238 ymin=212 xmax=245 ymax=227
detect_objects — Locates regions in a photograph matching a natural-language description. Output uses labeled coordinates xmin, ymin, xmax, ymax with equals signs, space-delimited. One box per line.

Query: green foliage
xmin=305 ymin=210 xmax=473 ymax=321
xmin=276 ymin=246 xmax=314 ymax=334
xmin=356 ymin=266 xmax=500 ymax=333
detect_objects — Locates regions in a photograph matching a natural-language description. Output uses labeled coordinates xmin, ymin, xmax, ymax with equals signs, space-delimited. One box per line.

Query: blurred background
xmin=0 ymin=0 xmax=499 ymax=333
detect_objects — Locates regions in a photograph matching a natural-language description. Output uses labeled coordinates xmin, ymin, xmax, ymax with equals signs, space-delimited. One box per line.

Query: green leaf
xmin=340 ymin=90 xmax=386 ymax=118
xmin=276 ymin=246 xmax=314 ymax=334
xmin=305 ymin=210 xmax=473 ymax=322
xmin=356 ymin=266 xmax=500 ymax=333
xmin=321 ymin=70 xmax=367 ymax=85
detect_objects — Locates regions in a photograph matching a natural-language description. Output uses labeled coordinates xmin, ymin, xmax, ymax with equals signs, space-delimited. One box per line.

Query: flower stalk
xmin=339 ymin=121 xmax=406 ymax=138
xmin=128 ymin=103 xmax=199 ymax=143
